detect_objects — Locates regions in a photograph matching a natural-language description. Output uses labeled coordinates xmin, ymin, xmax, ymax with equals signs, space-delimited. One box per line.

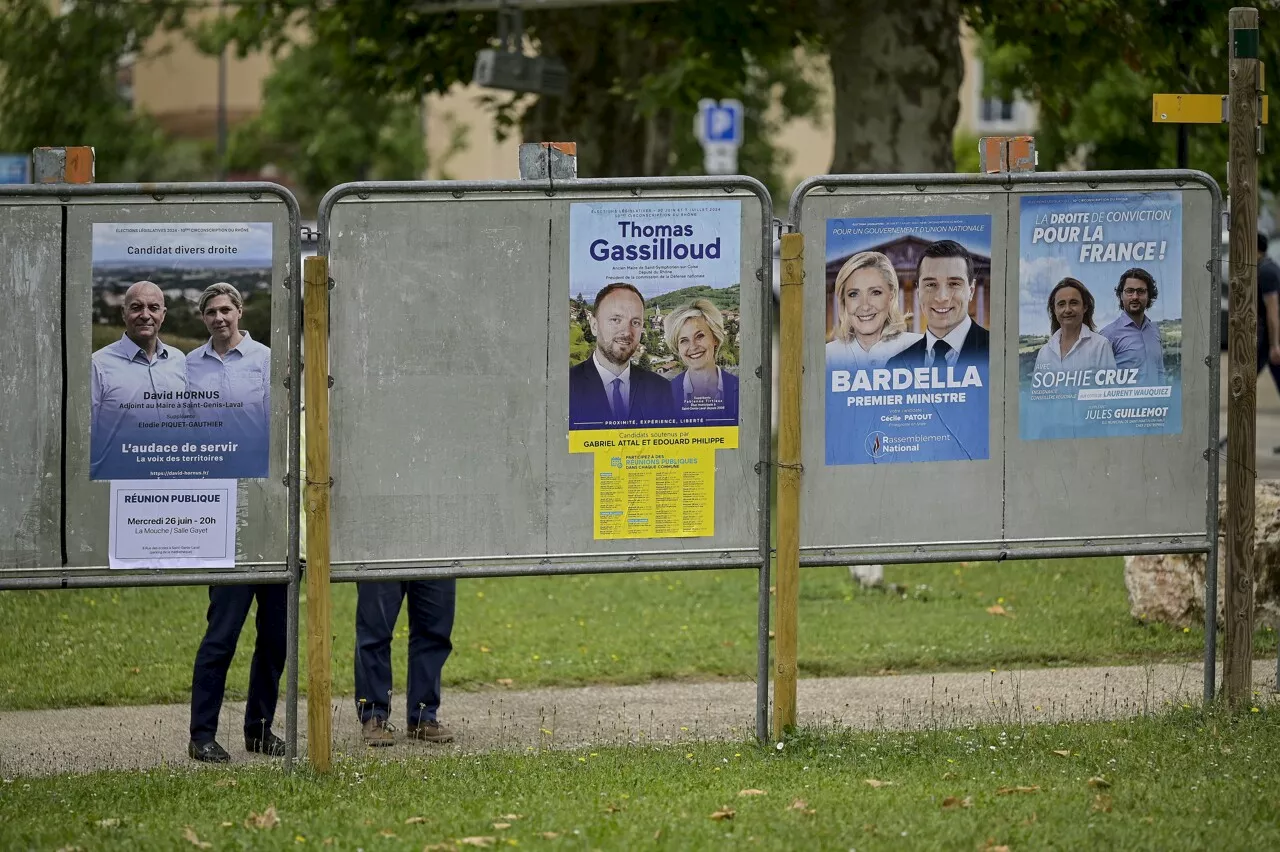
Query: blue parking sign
xmin=697 ymin=99 xmax=743 ymax=146
xmin=0 ymin=154 xmax=30 ymax=185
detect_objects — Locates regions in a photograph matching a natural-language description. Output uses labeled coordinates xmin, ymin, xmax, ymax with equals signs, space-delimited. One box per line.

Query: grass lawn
xmin=1 ymin=558 xmax=1271 ymax=712
xmin=3 ymin=708 xmax=1278 ymax=850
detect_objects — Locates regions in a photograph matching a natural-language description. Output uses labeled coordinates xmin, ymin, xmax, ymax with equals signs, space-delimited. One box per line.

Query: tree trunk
xmin=522 ymin=9 xmax=680 ymax=178
xmin=821 ymin=0 xmax=963 ymax=174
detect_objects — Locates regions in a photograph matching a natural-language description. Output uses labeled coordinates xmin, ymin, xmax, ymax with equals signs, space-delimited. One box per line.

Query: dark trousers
xmin=354 ymin=579 xmax=456 ymax=726
xmin=1260 ymin=338 xmax=1280 ymax=395
xmin=189 ymin=583 xmax=288 ymax=743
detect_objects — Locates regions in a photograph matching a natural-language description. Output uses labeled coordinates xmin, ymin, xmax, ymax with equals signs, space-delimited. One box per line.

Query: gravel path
xmin=2 ymin=660 xmax=1275 ymax=777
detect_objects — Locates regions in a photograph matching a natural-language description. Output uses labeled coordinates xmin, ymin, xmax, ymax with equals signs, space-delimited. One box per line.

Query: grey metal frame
xmin=0 ymin=181 xmax=304 ymax=763
xmin=789 ymin=170 xmax=1223 ymax=700
xmin=318 ymin=177 xmax=775 ymax=738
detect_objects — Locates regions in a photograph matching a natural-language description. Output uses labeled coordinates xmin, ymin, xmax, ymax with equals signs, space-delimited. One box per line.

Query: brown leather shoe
xmin=362 ymin=717 xmax=395 ymax=747
xmin=407 ymin=720 xmax=454 ymax=743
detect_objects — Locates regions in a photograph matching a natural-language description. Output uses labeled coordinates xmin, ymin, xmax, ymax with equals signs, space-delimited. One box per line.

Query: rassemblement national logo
xmin=864 ymin=431 xmax=887 ymax=459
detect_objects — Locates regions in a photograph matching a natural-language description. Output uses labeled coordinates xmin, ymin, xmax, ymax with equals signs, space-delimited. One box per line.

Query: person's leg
xmin=243 ymin=582 xmax=289 ymax=748
xmin=353 ymin=581 xmax=405 ymax=723
xmin=190 ymin=585 xmax=254 ymax=745
xmin=1265 ymin=350 xmax=1280 ymax=399
xmin=405 ymin=578 xmax=456 ymax=737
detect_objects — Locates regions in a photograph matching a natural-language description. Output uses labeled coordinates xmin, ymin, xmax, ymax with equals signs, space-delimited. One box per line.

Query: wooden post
xmin=1225 ymin=5 xmax=1260 ymax=706
xmin=773 ymin=232 xmax=803 ymax=737
xmin=303 ymin=256 xmax=333 ymax=769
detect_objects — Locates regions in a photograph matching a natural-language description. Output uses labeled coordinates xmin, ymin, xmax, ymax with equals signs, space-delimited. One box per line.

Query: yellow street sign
xmin=1152 ymin=93 xmax=1269 ymax=124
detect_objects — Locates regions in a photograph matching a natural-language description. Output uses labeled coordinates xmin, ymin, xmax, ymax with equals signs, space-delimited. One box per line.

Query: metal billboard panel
xmin=320 ymin=178 xmax=772 ymax=577
xmin=795 ymin=187 xmax=1009 ymax=555
xmin=790 ymin=171 xmax=1220 ymax=565
xmin=1002 ymin=180 xmax=1216 ymax=545
xmin=0 ymin=202 xmax=63 ymax=571
xmin=0 ymin=184 xmax=301 ymax=588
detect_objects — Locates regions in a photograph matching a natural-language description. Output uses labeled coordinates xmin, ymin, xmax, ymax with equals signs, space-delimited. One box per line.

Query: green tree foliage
xmin=226 ymin=41 xmax=426 ymax=206
xmin=569 ymin=321 xmax=592 ymax=364
xmin=647 ymin=285 xmax=740 ymax=313
xmin=0 ymin=0 xmax=203 ymax=181
xmin=220 ymin=1 xmax=821 ymax=198
xmin=969 ymin=0 xmax=1280 ymax=188
xmin=515 ymin=2 xmax=821 ymax=195
xmin=207 ymin=2 xmax=492 ymax=98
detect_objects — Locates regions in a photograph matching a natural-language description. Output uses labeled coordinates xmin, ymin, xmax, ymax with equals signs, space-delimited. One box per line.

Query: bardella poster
xmin=89 ymin=222 xmax=273 ymax=479
xmin=567 ymin=200 xmax=742 ymax=539
xmin=1018 ymin=192 xmax=1182 ymax=440
xmin=824 ymin=215 xmax=993 ymax=465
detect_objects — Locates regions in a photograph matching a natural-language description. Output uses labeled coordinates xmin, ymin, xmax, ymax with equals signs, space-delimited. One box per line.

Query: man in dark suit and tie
xmin=888 ymin=239 xmax=989 ymax=370
xmin=569 ymin=282 xmax=677 ymax=429
xmin=885 ymin=239 xmax=990 ymax=461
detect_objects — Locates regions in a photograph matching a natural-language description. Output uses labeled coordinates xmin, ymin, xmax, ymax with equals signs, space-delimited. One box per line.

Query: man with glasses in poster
xmin=1100 ymin=267 xmax=1165 ymax=385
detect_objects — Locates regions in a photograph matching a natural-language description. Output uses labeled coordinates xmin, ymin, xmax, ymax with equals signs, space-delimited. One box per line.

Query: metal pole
xmin=772 ymin=232 xmax=803 ymax=737
xmin=1224 ymin=5 xmax=1260 ymax=707
xmin=1206 ymin=192 xmax=1225 ymax=704
xmin=284 ymin=564 xmax=299 ymax=771
xmin=216 ymin=1 xmax=228 ymax=182
xmin=756 ymin=545 xmax=770 ymax=740
xmin=754 ymin=223 xmax=779 ymax=744
xmin=285 ymin=206 xmax=305 ymax=772
xmin=304 ymin=255 xmax=333 ymax=769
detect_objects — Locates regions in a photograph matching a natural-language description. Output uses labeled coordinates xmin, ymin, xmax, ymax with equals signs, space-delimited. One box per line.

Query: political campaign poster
xmin=1018 ymin=192 xmax=1182 ymax=440
xmin=824 ymin=215 xmax=993 ymax=465
xmin=568 ymin=200 xmax=743 ymax=432
xmin=567 ymin=200 xmax=743 ymax=540
xmin=108 ymin=479 xmax=236 ymax=569
xmin=89 ymin=222 xmax=274 ymax=480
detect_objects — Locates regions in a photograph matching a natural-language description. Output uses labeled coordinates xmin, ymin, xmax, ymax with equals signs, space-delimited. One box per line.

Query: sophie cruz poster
xmin=1018 ymin=192 xmax=1182 ymax=440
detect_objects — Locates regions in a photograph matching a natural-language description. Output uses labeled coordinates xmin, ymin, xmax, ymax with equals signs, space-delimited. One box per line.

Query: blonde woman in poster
xmin=663 ymin=297 xmax=738 ymax=424
xmin=1032 ymin=277 xmax=1117 ymax=373
xmin=824 ymin=251 xmax=922 ymax=369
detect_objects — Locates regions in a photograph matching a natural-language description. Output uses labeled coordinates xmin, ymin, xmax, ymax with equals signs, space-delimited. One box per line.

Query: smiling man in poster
xmin=569 ymin=282 xmax=677 ymax=429
xmin=90 ymin=280 xmax=189 ymax=479
xmin=824 ymin=218 xmax=993 ymax=465
xmin=1019 ymin=192 xmax=1182 ymax=440
xmin=887 ymin=240 xmax=990 ymax=370
xmin=1100 ymin=267 xmax=1164 ymax=384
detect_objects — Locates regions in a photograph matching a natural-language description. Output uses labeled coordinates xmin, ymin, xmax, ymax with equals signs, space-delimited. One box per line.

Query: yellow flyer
xmin=571 ymin=427 xmax=737 ymax=540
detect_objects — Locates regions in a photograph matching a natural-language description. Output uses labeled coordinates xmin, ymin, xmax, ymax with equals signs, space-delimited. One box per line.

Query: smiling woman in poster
xmin=664 ymin=298 xmax=739 ymax=425
xmin=1033 ymin=277 xmax=1117 ymax=373
xmin=824 ymin=251 xmax=922 ymax=369
xmin=186 ymin=282 xmax=271 ymax=461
